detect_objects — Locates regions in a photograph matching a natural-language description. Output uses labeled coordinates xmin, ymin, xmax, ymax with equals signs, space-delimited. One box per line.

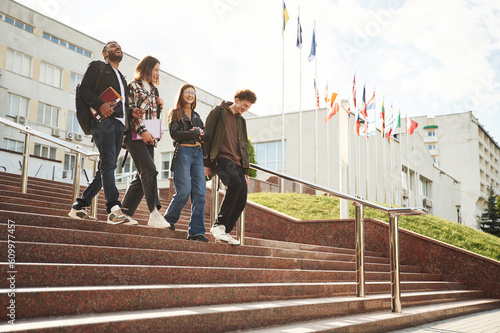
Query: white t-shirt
xmin=112 ymin=67 xmax=126 ymax=126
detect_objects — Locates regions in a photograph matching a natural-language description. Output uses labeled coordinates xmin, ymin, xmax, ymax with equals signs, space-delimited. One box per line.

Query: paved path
xmin=394 ymin=308 xmax=500 ymax=332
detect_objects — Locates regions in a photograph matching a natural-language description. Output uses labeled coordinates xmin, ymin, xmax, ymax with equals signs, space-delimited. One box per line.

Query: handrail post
xmin=238 ymin=209 xmax=245 ymax=245
xmin=389 ymin=213 xmax=401 ymax=313
xmin=354 ymin=201 xmax=365 ymax=297
xmin=90 ymin=159 xmax=98 ymax=219
xmin=20 ymin=132 xmax=31 ymax=193
xmin=211 ymin=174 xmax=219 ymax=228
xmin=72 ymin=152 xmax=82 ymax=204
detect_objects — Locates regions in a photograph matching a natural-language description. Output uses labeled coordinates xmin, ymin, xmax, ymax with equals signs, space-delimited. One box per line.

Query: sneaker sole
xmin=214 ymin=237 xmax=229 ymax=244
xmin=68 ymin=211 xmax=97 ymax=221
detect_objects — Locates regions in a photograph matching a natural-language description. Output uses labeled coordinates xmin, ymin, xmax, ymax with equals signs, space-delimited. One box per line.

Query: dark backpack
xmin=75 ymin=61 xmax=106 ymax=135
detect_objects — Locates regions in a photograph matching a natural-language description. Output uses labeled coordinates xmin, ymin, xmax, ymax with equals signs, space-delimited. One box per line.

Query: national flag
xmin=384 ymin=103 xmax=394 ymax=139
xmin=359 ymin=85 xmax=367 ymax=118
xmin=366 ymin=91 xmax=376 ymax=137
xmin=395 ymin=109 xmax=401 ymax=128
xmin=314 ymin=79 xmax=320 ymax=111
xmin=352 ymin=74 xmax=356 ymax=109
xmin=406 ymin=117 xmax=419 ymax=135
xmin=355 ymin=108 xmax=360 ymax=136
xmin=324 ymin=82 xmax=329 ymax=104
xmin=282 ymin=1 xmax=289 ymax=37
xmin=296 ymin=13 xmax=302 ymax=48
xmin=330 ymin=91 xmax=338 ymax=110
xmin=380 ymin=99 xmax=385 ymax=137
xmin=324 ymin=102 xmax=339 ymax=123
xmin=308 ymin=28 xmax=317 ymax=62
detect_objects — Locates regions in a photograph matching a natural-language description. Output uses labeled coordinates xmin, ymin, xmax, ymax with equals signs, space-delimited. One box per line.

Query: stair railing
xmin=210 ymin=162 xmax=428 ymax=313
xmin=0 ymin=117 xmax=99 ymax=216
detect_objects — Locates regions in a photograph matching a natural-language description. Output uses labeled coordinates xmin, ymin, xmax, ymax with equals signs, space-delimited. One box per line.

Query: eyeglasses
xmin=184 ymin=91 xmax=196 ymax=96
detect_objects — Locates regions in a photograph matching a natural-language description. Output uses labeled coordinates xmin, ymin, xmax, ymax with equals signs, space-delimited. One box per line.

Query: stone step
xmin=0 ymin=263 xmax=442 ymax=289
xmin=0 ymin=211 xmax=369 ymax=257
xmin=0 ymin=224 xmax=396 ymax=267
xmin=2 ymin=241 xmax=423 ymax=276
xmin=0 ymin=284 xmax=476 ymax=321
xmin=0 ymin=292 xmax=493 ymax=332
xmin=238 ymin=298 xmax=500 ymax=333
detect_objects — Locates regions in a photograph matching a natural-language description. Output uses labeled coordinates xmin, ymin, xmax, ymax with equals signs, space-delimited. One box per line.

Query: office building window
xmin=255 ymin=140 xmax=287 ymax=171
xmin=427 ymin=131 xmax=436 ymax=136
xmin=66 ymin=112 xmax=80 ymax=133
xmin=161 ymin=152 xmax=173 ymax=179
xmin=37 ymin=103 xmax=60 ymax=127
xmin=42 ymin=32 xmax=91 ymax=57
xmin=428 ymin=144 xmax=436 ymax=150
xmin=7 ymin=93 xmax=29 ymax=118
xmin=0 ymin=14 xmax=33 ymax=33
xmin=6 ymin=49 xmax=32 ymax=77
xmin=40 ymin=62 xmax=62 ymax=88
xmin=70 ymin=73 xmax=83 ymax=92
xmin=3 ymin=138 xmax=24 ymax=153
xmin=34 ymin=143 xmax=57 ymax=160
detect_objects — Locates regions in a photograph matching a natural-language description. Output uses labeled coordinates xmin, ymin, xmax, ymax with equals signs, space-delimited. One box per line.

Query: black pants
xmin=121 ymin=131 xmax=161 ymax=216
xmin=213 ymin=158 xmax=247 ymax=233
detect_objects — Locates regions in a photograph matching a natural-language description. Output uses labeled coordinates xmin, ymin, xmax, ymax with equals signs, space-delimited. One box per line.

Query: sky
xmin=15 ymin=0 xmax=500 ymax=143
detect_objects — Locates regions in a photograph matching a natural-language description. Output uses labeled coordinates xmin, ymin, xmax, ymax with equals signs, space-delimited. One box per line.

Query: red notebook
xmin=90 ymin=87 xmax=122 ymax=121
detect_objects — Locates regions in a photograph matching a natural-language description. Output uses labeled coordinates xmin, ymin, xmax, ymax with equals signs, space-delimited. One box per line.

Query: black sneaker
xmin=187 ymin=234 xmax=209 ymax=242
xmin=168 ymin=224 xmax=176 ymax=231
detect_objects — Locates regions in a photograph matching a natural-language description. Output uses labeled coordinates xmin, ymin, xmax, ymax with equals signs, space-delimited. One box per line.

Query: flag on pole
xmin=296 ymin=12 xmax=302 ymax=48
xmin=406 ymin=117 xmax=419 ymax=134
xmin=324 ymin=82 xmax=329 ymax=104
xmin=367 ymin=91 xmax=376 ymax=137
xmin=359 ymin=85 xmax=367 ymax=118
xmin=308 ymin=28 xmax=316 ymax=62
xmin=324 ymin=101 xmax=339 ymax=123
xmin=352 ymin=74 xmax=356 ymax=109
xmin=355 ymin=107 xmax=360 ymax=135
xmin=330 ymin=91 xmax=337 ymax=110
xmin=282 ymin=1 xmax=289 ymax=37
xmin=384 ymin=103 xmax=394 ymax=139
xmin=314 ymin=79 xmax=320 ymax=111
xmin=380 ymin=99 xmax=385 ymax=137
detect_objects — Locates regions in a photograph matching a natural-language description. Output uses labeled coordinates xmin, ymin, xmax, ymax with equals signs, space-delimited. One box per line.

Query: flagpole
xmin=391 ymin=132 xmax=395 ymax=205
xmin=406 ymin=115 xmax=411 ymax=206
xmin=399 ymin=115 xmax=403 ymax=206
xmin=314 ymin=21 xmax=319 ymax=185
xmin=413 ymin=133 xmax=417 ymax=206
xmin=375 ymin=124 xmax=379 ymax=202
xmin=281 ymin=1 xmax=286 ymax=193
xmin=298 ymin=6 xmax=303 ymax=192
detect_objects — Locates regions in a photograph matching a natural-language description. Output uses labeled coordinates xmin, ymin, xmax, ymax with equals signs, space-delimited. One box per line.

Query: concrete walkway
xmin=393 ymin=308 xmax=500 ymax=332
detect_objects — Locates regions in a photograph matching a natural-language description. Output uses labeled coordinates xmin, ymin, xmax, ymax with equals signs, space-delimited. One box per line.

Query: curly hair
xmin=234 ymin=89 xmax=257 ymax=104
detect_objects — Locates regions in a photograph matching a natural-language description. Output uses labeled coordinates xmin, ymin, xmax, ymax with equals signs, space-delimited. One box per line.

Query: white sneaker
xmin=210 ymin=224 xmax=230 ymax=243
xmin=226 ymin=234 xmax=241 ymax=246
xmin=68 ymin=207 xmax=97 ymax=221
xmin=147 ymin=214 xmax=171 ymax=229
xmin=107 ymin=205 xmax=127 ymax=224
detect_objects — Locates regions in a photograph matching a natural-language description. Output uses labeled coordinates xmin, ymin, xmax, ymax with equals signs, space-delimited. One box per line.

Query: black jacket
xmin=169 ymin=110 xmax=208 ymax=146
xmin=79 ymin=60 xmax=130 ymax=119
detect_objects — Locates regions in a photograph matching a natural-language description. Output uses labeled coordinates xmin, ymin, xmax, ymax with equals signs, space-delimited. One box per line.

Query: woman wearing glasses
xmin=163 ymin=84 xmax=209 ymax=241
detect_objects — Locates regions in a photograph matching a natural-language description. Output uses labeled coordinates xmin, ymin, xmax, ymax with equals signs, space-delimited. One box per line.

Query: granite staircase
xmin=0 ymin=172 xmax=498 ymax=332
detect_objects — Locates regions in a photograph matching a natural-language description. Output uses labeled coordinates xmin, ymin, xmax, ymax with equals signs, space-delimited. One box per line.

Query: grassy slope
xmin=248 ymin=192 xmax=500 ymax=261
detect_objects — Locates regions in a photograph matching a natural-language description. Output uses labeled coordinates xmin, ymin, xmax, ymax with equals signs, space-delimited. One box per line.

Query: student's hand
xmin=245 ymin=174 xmax=249 ymax=187
xmin=204 ymin=167 xmax=211 ymax=177
xmin=100 ymin=102 xmax=117 ymax=117
xmin=156 ymin=97 xmax=164 ymax=109
xmin=132 ymin=108 xmax=144 ymax=119
xmin=142 ymin=131 xmax=156 ymax=147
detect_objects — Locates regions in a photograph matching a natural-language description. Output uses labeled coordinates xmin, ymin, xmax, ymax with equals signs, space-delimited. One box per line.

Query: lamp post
xmin=455 ymin=205 xmax=461 ymax=224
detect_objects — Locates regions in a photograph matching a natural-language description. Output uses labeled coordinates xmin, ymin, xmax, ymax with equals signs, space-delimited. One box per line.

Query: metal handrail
xmin=211 ymin=162 xmax=428 ymax=313
xmin=0 ymin=117 xmax=99 ymax=215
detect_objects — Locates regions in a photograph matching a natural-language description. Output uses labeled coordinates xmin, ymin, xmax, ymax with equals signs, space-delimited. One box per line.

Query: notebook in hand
xmin=90 ymin=87 xmax=123 ymax=122
xmin=132 ymin=119 xmax=162 ymax=140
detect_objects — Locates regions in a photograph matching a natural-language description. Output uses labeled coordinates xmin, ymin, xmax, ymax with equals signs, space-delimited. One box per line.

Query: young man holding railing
xmin=68 ymin=41 xmax=137 ymax=225
xmin=203 ymin=89 xmax=256 ymax=246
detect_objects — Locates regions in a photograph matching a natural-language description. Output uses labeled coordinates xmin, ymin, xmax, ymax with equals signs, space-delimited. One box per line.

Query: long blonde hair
xmin=169 ymin=83 xmax=197 ymax=123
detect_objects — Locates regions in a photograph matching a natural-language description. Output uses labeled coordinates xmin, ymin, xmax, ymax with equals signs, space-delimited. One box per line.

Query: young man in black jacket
xmin=68 ymin=41 xmax=137 ymax=225
xmin=204 ymin=89 xmax=256 ymax=245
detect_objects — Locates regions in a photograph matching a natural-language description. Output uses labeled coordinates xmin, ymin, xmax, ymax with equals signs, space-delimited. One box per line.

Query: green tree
xmin=248 ymin=139 xmax=257 ymax=177
xmin=479 ymin=185 xmax=500 ymax=237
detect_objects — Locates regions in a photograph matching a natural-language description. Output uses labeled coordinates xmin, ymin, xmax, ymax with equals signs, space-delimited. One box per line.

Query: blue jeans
xmin=74 ymin=117 xmax=124 ymax=213
xmin=164 ymin=145 xmax=206 ymax=236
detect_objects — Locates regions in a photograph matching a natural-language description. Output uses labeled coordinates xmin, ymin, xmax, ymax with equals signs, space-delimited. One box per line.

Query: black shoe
xmin=168 ymin=224 xmax=176 ymax=231
xmin=187 ymin=234 xmax=209 ymax=242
